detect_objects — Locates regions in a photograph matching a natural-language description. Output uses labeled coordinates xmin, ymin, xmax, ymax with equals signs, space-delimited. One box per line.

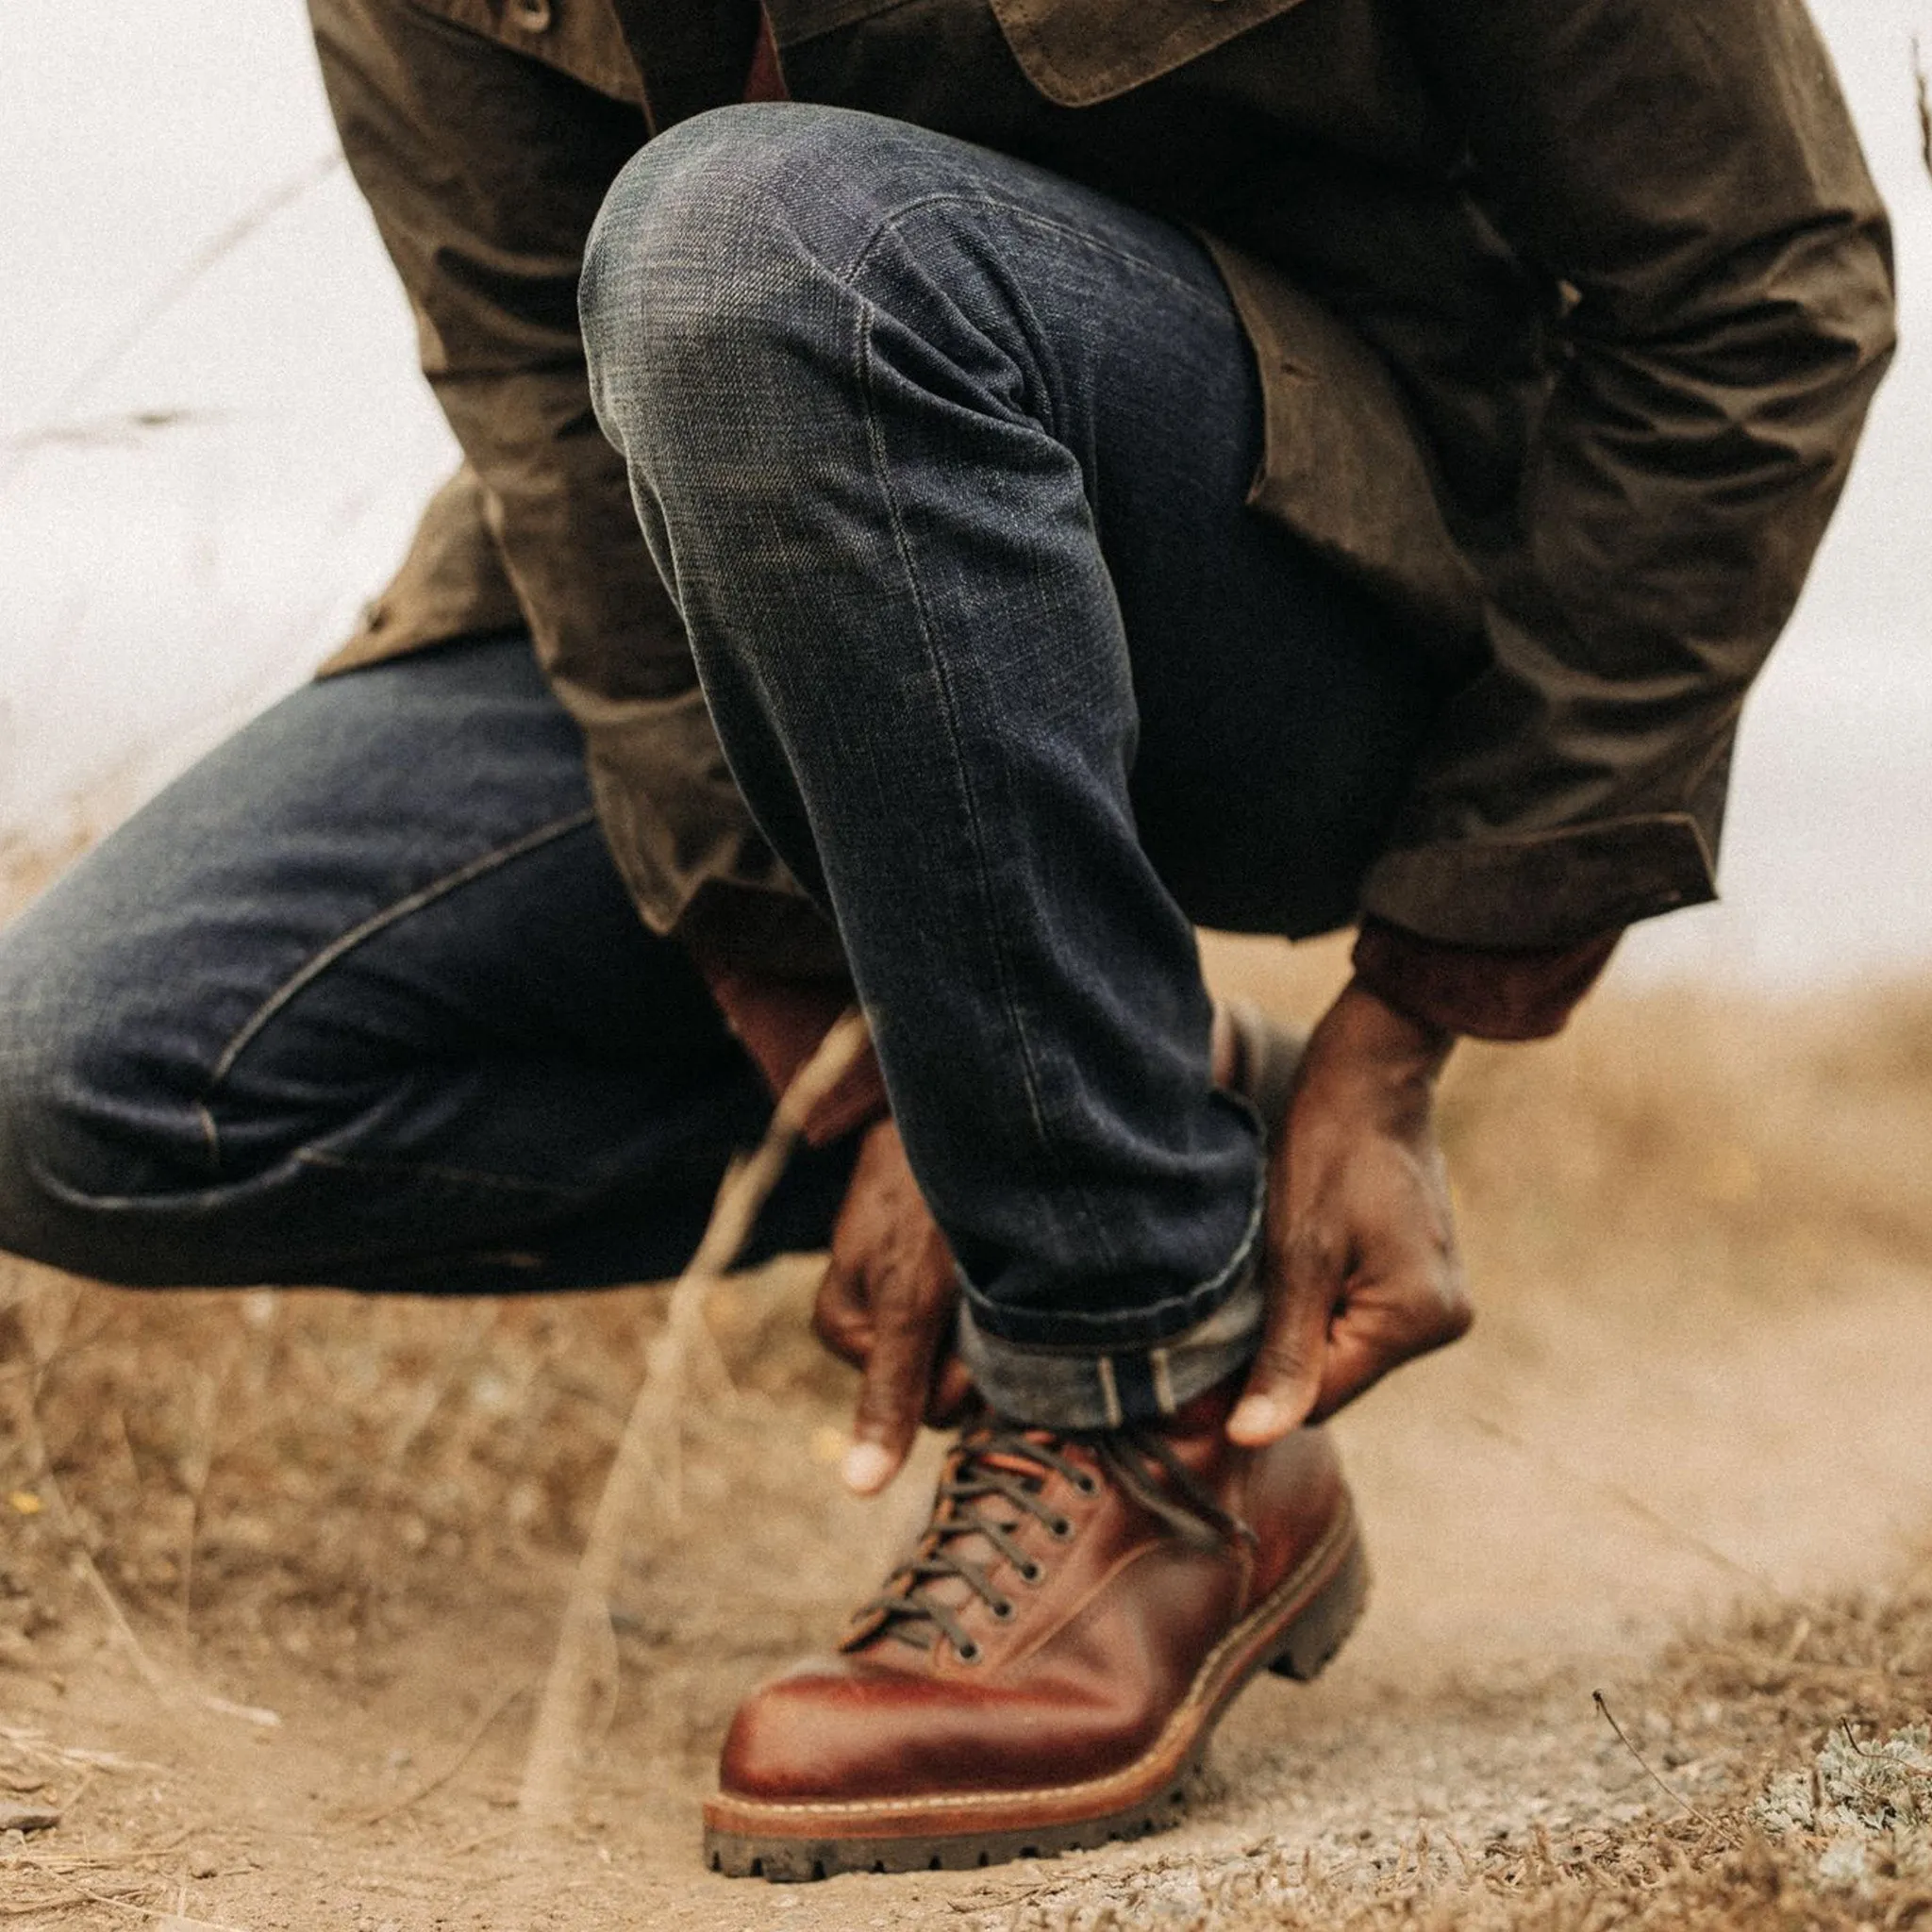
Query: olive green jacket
xmin=310 ymin=0 xmax=1893 ymax=968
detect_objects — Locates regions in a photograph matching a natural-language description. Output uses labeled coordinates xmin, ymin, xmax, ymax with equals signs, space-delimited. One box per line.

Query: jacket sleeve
xmin=1361 ymin=0 xmax=1896 ymax=949
xmin=308 ymin=0 xmax=839 ymax=968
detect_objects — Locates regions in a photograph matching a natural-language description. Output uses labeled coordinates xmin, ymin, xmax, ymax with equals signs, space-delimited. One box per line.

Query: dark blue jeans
xmin=580 ymin=107 xmax=1444 ymax=1424
xmin=0 ymin=635 xmax=858 ymax=1293
xmin=0 ymin=108 xmax=1441 ymax=1428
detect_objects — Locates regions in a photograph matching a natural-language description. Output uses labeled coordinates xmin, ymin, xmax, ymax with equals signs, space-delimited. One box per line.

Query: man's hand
xmin=814 ymin=1118 xmax=974 ymax=1495
xmin=1227 ymin=978 xmax=1471 ymax=1444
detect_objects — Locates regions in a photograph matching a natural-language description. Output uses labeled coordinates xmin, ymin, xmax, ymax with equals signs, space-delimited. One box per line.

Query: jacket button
xmin=508 ymin=0 xmax=553 ymax=30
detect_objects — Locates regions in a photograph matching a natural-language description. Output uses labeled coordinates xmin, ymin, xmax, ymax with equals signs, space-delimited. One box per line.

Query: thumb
xmin=812 ymin=1252 xmax=874 ymax=1370
xmin=925 ymin=1351 xmax=977 ymax=1427
xmin=1303 ymin=1322 xmax=1391 ymax=1426
xmin=841 ymin=1301 xmax=942 ymax=1496
xmin=1227 ymin=1227 xmax=1337 ymax=1445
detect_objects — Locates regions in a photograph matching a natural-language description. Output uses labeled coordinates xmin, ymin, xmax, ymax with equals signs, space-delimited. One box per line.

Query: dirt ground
xmin=5 ymin=922 xmax=1932 ymax=1930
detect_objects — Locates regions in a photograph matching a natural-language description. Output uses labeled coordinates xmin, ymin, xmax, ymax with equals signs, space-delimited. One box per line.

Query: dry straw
xmin=515 ymin=1008 xmax=873 ymax=1827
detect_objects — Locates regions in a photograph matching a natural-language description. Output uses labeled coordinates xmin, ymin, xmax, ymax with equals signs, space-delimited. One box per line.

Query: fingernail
xmin=841 ymin=1441 xmax=895 ymax=1495
xmin=1228 ymin=1395 xmax=1284 ymax=1443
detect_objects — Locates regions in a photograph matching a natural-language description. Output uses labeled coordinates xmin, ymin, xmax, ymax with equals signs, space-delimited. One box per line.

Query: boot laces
xmin=847 ymin=1421 xmax=1257 ymax=1664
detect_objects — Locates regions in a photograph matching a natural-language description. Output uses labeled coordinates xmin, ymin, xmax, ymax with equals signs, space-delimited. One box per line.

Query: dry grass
xmin=0 ymin=1259 xmax=859 ymax=1678
xmin=1444 ymin=977 xmax=1932 ymax=1298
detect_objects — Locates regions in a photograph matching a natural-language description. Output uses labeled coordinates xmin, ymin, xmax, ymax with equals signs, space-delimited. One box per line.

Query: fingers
xmin=1303 ymin=1324 xmax=1377 ymax=1425
xmin=1304 ymin=1307 xmax=1430 ymax=1424
xmin=811 ymin=1256 xmax=872 ymax=1370
xmin=842 ymin=1290 xmax=947 ymax=1495
xmin=816 ymin=1118 xmax=966 ymax=1493
xmin=1304 ymin=1260 xmax=1474 ymax=1424
xmin=1227 ymin=1224 xmax=1338 ymax=1445
xmin=925 ymin=1352 xmax=977 ymax=1427
xmin=1232 ymin=1248 xmax=1473 ymax=1439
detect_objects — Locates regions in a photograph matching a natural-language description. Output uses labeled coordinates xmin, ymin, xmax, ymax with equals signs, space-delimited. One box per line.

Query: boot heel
xmin=1266 ymin=1535 xmax=1369 ymax=1682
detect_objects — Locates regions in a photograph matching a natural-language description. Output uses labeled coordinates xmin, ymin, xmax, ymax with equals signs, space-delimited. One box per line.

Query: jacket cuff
xmin=1360 ymin=813 xmax=1713 ymax=950
xmin=1351 ymin=917 xmax=1621 ymax=1042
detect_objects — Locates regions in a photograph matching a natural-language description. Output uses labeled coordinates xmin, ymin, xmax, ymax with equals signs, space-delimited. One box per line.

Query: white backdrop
xmin=3 ymin=0 xmax=1928 ymax=985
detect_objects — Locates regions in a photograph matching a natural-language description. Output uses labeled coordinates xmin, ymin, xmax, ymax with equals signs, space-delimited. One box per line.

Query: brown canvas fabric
xmin=307 ymin=0 xmax=1894 ymax=978
xmin=311 ymin=0 xmax=835 ymax=971
xmin=315 ymin=464 xmax=525 ymax=675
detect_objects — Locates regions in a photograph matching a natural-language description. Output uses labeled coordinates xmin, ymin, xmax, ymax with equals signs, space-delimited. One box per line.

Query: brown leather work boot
xmin=703 ymin=1386 xmax=1367 ymax=1879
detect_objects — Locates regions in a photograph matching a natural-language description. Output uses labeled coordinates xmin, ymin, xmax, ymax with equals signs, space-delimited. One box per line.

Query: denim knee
xmin=580 ymin=103 xmax=980 ymax=444
xmin=585 ymin=105 xmax=837 ymax=432
xmin=0 ymin=899 xmax=207 ymax=1276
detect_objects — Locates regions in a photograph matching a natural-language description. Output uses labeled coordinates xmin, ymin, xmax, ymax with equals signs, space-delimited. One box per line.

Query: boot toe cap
xmin=719 ymin=1655 xmax=1146 ymax=1803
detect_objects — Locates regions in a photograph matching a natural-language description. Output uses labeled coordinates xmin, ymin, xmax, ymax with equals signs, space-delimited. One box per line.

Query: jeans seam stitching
xmin=195 ymin=808 xmax=600 ymax=1168
xmin=854 ymin=294 xmax=1108 ymax=1259
xmin=838 ymin=192 xmax=1224 ymax=1270
xmin=839 ymin=191 xmax=1226 ymax=324
xmin=291 ymin=1146 xmax=598 ymax=1200
xmin=24 ymin=1141 xmax=596 ymax=1216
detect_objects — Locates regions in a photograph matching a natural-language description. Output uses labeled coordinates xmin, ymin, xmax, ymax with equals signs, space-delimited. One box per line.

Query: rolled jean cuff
xmin=957 ymin=1247 xmax=1268 ymax=1430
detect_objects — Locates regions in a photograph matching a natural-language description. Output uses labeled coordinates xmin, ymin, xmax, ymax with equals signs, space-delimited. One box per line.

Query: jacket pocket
xmin=764 ymin=0 xmax=918 ymax=42
xmin=987 ymin=0 xmax=1309 ymax=107
xmin=1205 ymin=238 xmax=1483 ymax=647
xmin=400 ymin=0 xmax=643 ymax=104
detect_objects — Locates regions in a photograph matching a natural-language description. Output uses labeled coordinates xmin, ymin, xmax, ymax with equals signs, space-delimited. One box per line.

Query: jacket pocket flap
xmin=988 ymin=0 xmax=1308 ymax=107
xmin=402 ymin=0 xmax=643 ymax=105
xmin=1205 ymin=238 xmax=1482 ymax=644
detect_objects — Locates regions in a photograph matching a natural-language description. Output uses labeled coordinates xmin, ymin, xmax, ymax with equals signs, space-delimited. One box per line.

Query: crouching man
xmin=0 ymin=0 xmax=1891 ymax=1880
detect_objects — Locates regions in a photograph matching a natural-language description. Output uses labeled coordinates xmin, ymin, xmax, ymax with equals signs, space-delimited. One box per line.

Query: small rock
xmin=0 ymin=1806 xmax=59 ymax=1834
xmin=189 ymin=1853 xmax=221 ymax=1879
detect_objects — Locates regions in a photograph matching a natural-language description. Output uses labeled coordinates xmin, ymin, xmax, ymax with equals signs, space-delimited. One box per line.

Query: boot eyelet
xmin=1072 ymin=1474 xmax=1099 ymax=1497
xmin=1047 ymin=1516 xmax=1074 ymax=1541
xmin=1018 ymin=1559 xmax=1045 ymax=1586
xmin=956 ymin=1640 xmax=983 ymax=1664
xmin=991 ymin=1598 xmax=1015 ymax=1622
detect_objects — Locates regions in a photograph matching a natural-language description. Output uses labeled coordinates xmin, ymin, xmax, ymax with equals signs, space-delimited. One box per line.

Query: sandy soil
xmin=5 ymin=933 xmax=1932 ymax=1929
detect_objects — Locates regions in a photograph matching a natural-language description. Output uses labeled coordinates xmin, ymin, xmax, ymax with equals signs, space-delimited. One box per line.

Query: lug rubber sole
xmin=704 ymin=1505 xmax=1368 ymax=1881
